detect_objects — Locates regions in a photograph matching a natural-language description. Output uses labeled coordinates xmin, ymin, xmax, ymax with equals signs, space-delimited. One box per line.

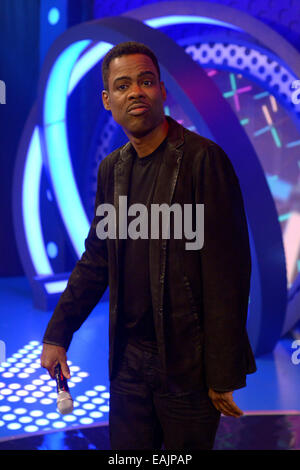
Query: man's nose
xmin=128 ymin=82 xmax=145 ymax=98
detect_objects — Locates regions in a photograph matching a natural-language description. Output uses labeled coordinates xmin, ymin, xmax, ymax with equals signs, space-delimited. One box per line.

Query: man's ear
xmin=102 ymin=90 xmax=111 ymax=110
xmin=160 ymin=81 xmax=167 ymax=102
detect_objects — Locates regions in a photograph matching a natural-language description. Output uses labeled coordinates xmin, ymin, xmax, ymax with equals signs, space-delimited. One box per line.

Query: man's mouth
xmin=127 ymin=104 xmax=150 ymax=116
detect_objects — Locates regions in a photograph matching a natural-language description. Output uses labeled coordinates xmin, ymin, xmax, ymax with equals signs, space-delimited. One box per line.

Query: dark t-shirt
xmin=119 ymin=137 xmax=167 ymax=353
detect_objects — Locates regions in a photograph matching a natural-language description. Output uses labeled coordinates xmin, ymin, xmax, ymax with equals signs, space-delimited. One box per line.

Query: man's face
xmin=102 ymin=53 xmax=167 ymax=138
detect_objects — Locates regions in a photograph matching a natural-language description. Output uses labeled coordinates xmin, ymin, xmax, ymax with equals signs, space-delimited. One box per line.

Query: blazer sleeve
xmin=194 ymin=143 xmax=256 ymax=391
xmin=42 ymin=161 xmax=109 ymax=351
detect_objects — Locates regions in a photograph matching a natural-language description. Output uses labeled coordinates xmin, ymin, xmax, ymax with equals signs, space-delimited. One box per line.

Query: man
xmin=41 ymin=41 xmax=257 ymax=450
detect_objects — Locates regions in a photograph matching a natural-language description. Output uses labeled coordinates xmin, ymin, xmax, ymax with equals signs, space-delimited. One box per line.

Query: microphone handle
xmin=54 ymin=363 xmax=70 ymax=394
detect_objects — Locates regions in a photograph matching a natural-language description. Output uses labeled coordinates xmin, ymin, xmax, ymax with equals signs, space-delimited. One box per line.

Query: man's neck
xmin=127 ymin=118 xmax=169 ymax=158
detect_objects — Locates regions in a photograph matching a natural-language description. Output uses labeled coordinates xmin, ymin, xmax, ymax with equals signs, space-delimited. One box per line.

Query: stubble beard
xmin=125 ymin=110 xmax=165 ymax=139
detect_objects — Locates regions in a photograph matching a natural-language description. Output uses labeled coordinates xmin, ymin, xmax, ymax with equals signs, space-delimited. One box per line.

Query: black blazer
xmin=43 ymin=116 xmax=257 ymax=393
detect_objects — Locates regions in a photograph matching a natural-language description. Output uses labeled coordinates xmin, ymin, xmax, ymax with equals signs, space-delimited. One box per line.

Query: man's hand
xmin=208 ymin=388 xmax=243 ymax=418
xmin=40 ymin=343 xmax=71 ymax=380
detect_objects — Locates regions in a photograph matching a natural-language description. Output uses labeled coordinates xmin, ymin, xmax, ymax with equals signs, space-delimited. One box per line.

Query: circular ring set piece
xmin=13 ymin=13 xmax=289 ymax=355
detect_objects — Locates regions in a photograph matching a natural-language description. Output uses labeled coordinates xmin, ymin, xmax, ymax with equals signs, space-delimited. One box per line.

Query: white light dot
xmin=7 ymin=422 xmax=22 ymax=430
xmin=0 ymin=382 xmax=5 ymax=388
xmin=94 ymin=385 xmax=106 ymax=392
xmin=24 ymin=345 xmax=34 ymax=350
xmin=0 ymin=368 xmax=4 ymax=373
xmin=12 ymin=353 xmax=22 ymax=359
xmin=101 ymin=392 xmax=110 ymax=399
xmin=8 ymin=383 xmax=21 ymax=390
xmin=70 ymin=366 xmax=80 ymax=372
xmin=79 ymin=417 xmax=93 ymax=425
xmin=14 ymin=408 xmax=27 ymax=415
xmin=62 ymin=415 xmax=77 ymax=422
xmin=32 ymin=379 xmax=44 ymax=386
xmin=77 ymin=372 xmax=89 ymax=378
xmin=40 ymin=374 xmax=51 ymax=381
xmin=32 ymin=391 xmax=44 ymax=398
xmin=0 ymin=395 xmax=4 ymax=401
xmin=48 ymin=392 xmax=57 ymax=399
xmin=30 ymin=341 xmax=40 ymax=346
xmin=30 ymin=363 xmax=40 ymax=369
xmin=21 ymin=358 xmax=31 ymax=364
xmin=24 ymin=368 xmax=35 ymax=374
xmin=27 ymin=354 xmax=37 ymax=359
xmin=52 ymin=421 xmax=66 ymax=429
xmin=15 ymin=363 xmax=26 ymax=368
xmin=18 ymin=349 xmax=27 ymax=354
xmin=1 ymin=388 xmax=12 ymax=395
xmin=19 ymin=416 xmax=32 ymax=424
xmin=85 ymin=390 xmax=97 ymax=397
xmin=2 ymin=413 xmax=16 ymax=421
xmin=17 ymin=373 xmax=29 ymax=379
xmin=35 ymin=419 xmax=49 ymax=426
xmin=89 ymin=411 xmax=103 ymax=419
xmin=47 ymin=412 xmax=60 ymax=420
xmin=70 ymin=377 xmax=82 ymax=383
xmin=24 ymin=425 xmax=38 ymax=433
xmin=0 ymin=420 xmax=4 ymax=427
xmin=41 ymin=386 xmax=52 ymax=392
xmin=16 ymin=390 xmax=28 ymax=397
xmin=92 ymin=398 xmax=105 ymax=405
xmin=99 ymin=405 xmax=109 ymax=413
xmin=0 ymin=405 xmax=11 ymax=412
xmin=7 ymin=396 xmax=21 ymax=403
xmin=73 ymin=409 xmax=86 ymax=416
xmin=1 ymin=362 xmax=10 ymax=368
xmin=83 ymin=403 xmax=96 ymax=410
xmin=76 ymin=395 xmax=88 ymax=403
xmin=24 ymin=397 xmax=37 ymax=404
xmin=7 ymin=358 xmax=17 ymax=363
xmin=40 ymin=398 xmax=53 ymax=405
xmin=24 ymin=385 xmax=36 ymax=391
xmin=68 ymin=382 xmax=75 ymax=388
xmin=2 ymin=372 xmax=14 ymax=378
xmin=30 ymin=410 xmax=43 ymax=418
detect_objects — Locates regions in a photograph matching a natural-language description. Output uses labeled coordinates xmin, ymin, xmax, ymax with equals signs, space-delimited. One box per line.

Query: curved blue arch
xmin=33 ymin=16 xmax=286 ymax=355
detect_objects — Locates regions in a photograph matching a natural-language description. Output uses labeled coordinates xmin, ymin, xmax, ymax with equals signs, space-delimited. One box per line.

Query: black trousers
xmin=109 ymin=341 xmax=221 ymax=450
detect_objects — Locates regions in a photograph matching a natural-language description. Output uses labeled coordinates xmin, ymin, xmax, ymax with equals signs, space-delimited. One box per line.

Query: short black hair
xmin=101 ymin=41 xmax=161 ymax=91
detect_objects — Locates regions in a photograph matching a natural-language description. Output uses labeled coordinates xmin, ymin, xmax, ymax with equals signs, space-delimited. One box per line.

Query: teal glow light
xmin=145 ymin=15 xmax=242 ymax=31
xmin=44 ymin=40 xmax=91 ymax=125
xmin=44 ymin=40 xmax=91 ymax=257
xmin=68 ymin=41 xmax=113 ymax=94
xmin=48 ymin=7 xmax=60 ymax=25
xmin=47 ymin=242 xmax=58 ymax=258
xmin=23 ymin=128 xmax=53 ymax=275
xmin=44 ymin=280 xmax=67 ymax=294
xmin=286 ymin=139 xmax=300 ymax=148
xmin=266 ymin=174 xmax=292 ymax=201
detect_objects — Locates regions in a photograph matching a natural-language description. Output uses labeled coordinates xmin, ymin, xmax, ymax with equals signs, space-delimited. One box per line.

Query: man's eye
xmin=118 ymin=84 xmax=128 ymax=90
xmin=143 ymin=80 xmax=152 ymax=86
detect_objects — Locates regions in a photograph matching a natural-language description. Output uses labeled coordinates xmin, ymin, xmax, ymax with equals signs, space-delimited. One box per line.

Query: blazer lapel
xmin=113 ymin=141 xmax=135 ymax=267
xmin=150 ymin=117 xmax=185 ymax=310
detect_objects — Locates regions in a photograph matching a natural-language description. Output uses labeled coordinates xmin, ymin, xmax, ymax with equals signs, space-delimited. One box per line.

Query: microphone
xmin=54 ymin=363 xmax=73 ymax=415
